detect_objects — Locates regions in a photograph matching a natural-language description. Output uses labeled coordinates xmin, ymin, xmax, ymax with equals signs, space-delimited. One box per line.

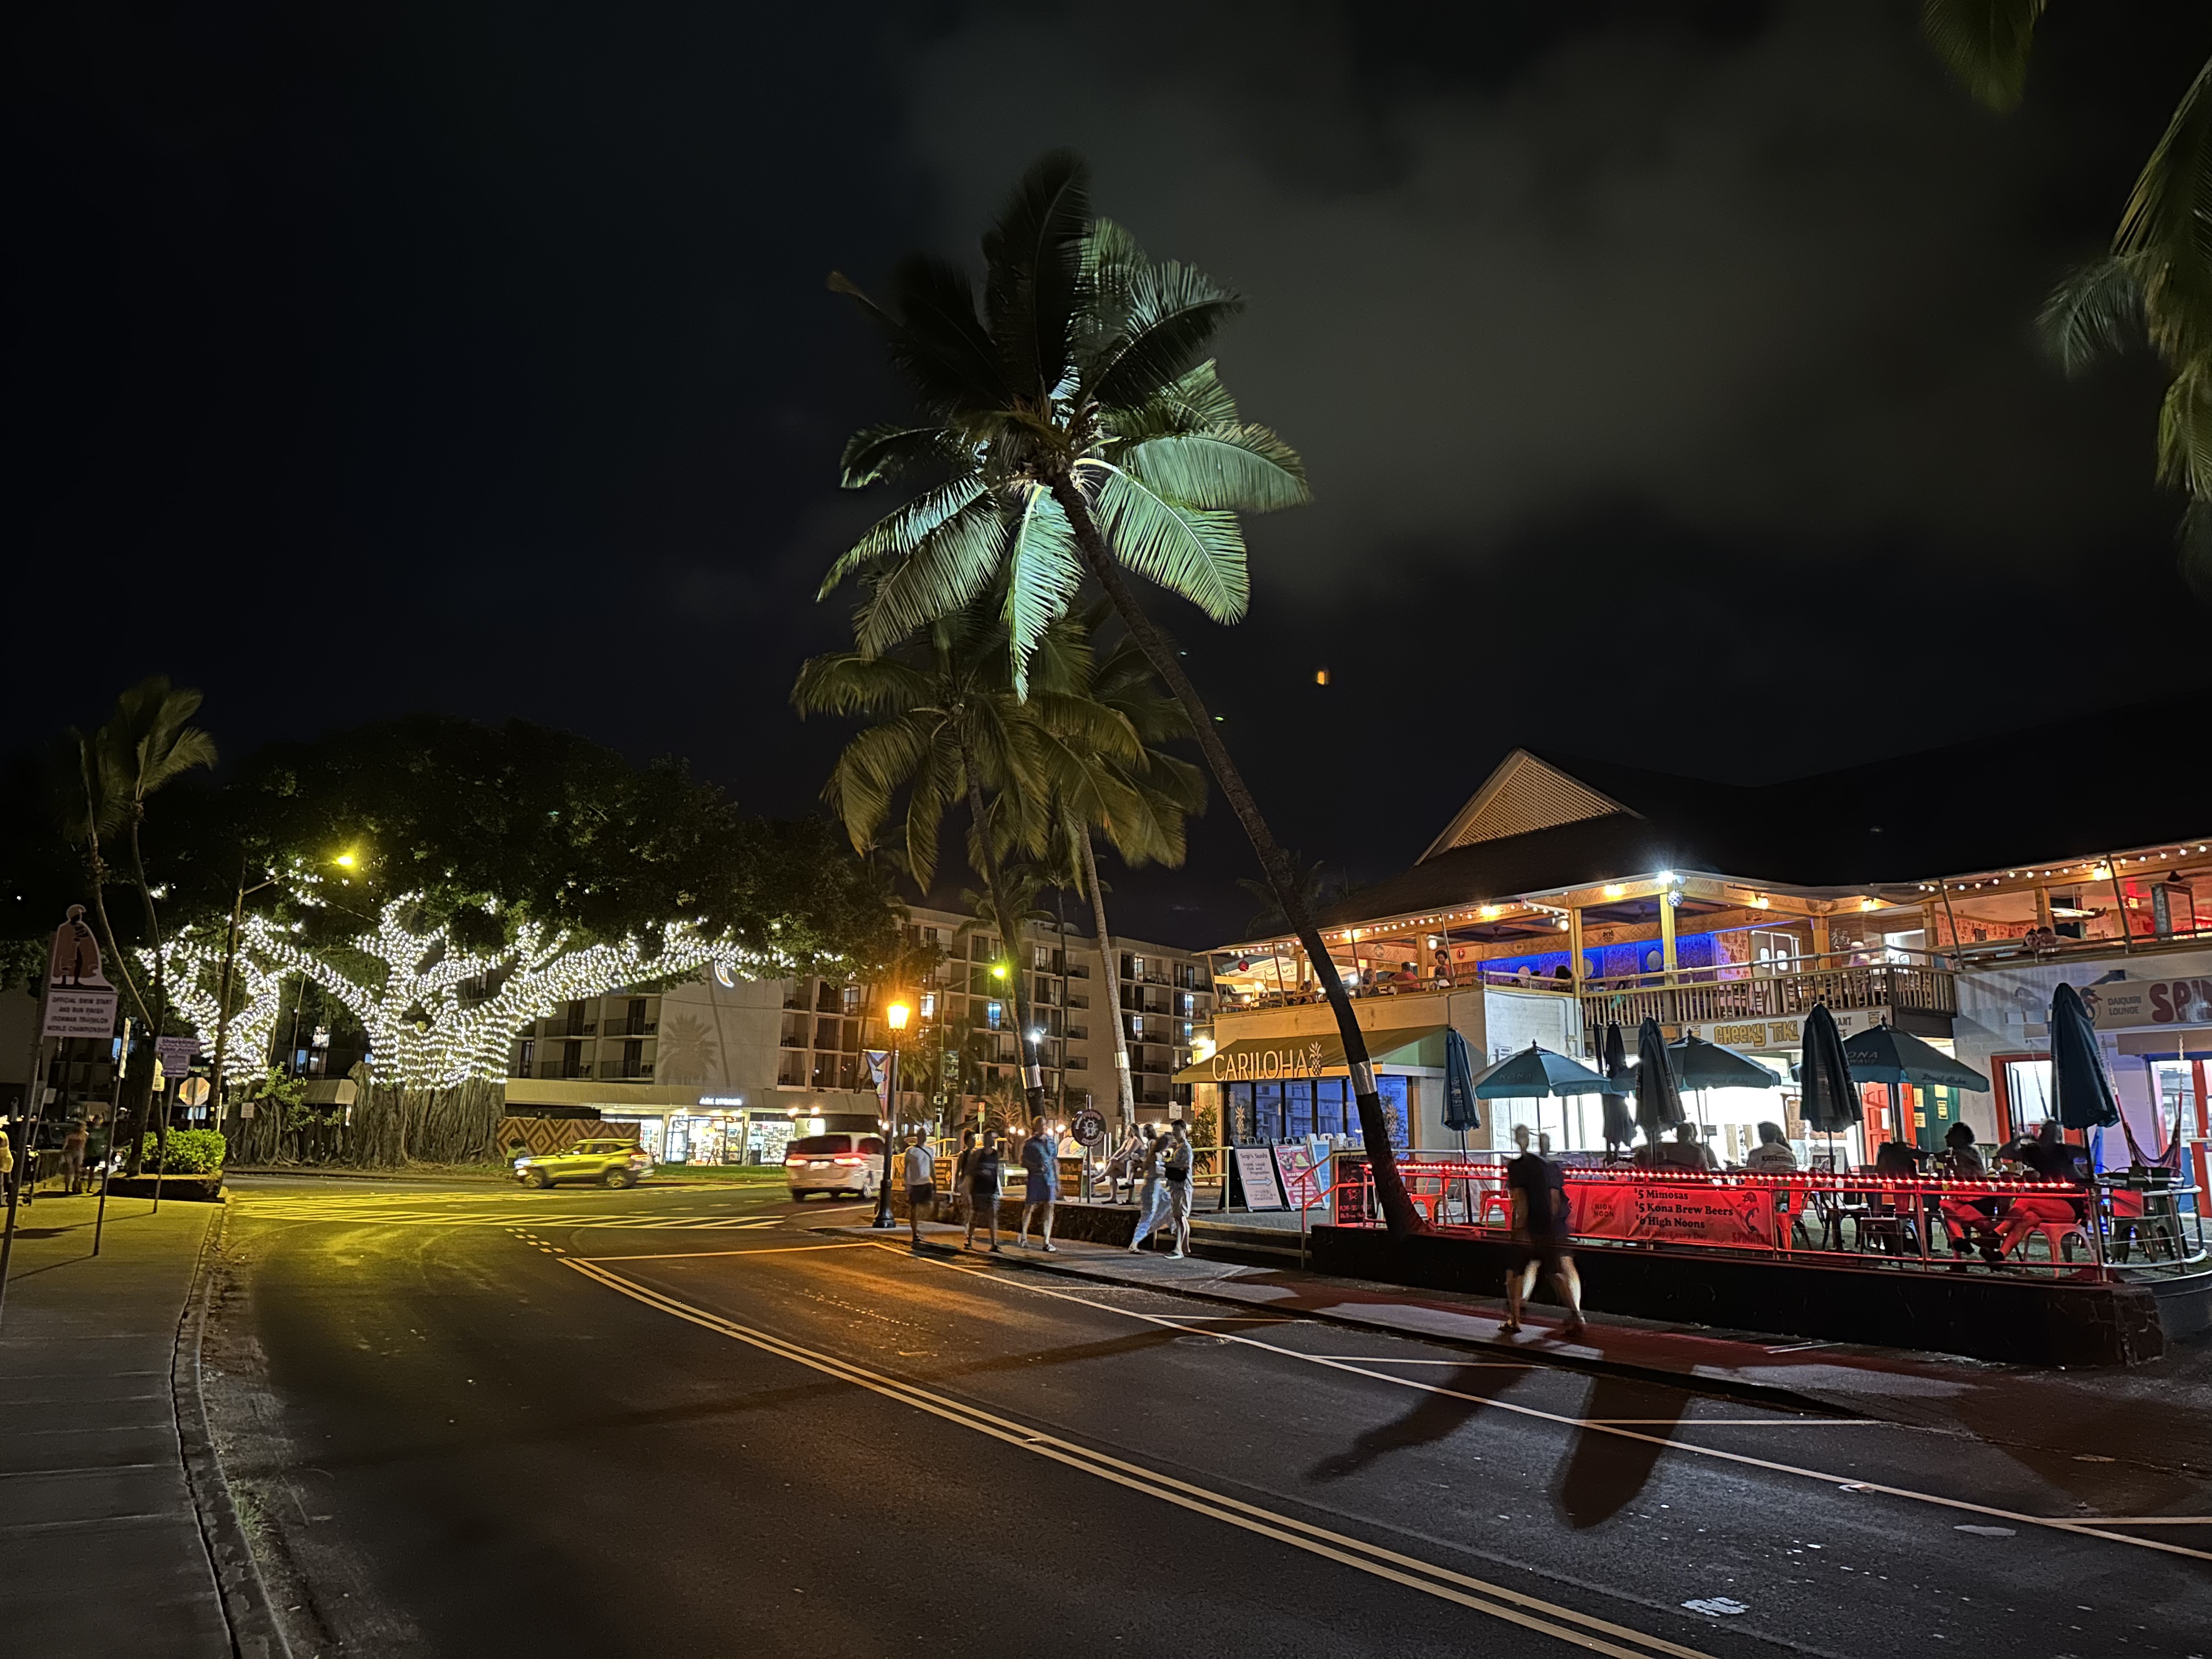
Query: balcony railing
xmin=1576 ymin=951 xmax=1957 ymax=1031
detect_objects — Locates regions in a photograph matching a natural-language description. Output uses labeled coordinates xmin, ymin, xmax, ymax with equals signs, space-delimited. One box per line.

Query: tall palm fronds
xmin=1925 ymin=2 xmax=2212 ymax=591
xmin=795 ymin=599 xmax=1141 ymax=1115
xmin=820 ymin=153 xmax=1424 ymax=1236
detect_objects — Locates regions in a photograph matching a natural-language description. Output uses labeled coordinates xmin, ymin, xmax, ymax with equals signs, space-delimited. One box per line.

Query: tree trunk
xmin=1079 ymin=832 xmax=1137 ymax=1126
xmin=207 ymin=866 xmax=245 ymax=1142
xmin=125 ymin=818 xmax=170 ymax=1177
xmin=348 ymin=1079 xmax=503 ymax=1168
xmin=1048 ymin=475 xmax=1423 ymax=1238
xmin=960 ymin=747 xmax=1046 ymax=1124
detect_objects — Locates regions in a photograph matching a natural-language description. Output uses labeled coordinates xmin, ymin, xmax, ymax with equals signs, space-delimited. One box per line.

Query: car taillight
xmin=832 ymin=1155 xmax=866 ymax=1166
xmin=784 ymin=1152 xmax=803 ymax=1163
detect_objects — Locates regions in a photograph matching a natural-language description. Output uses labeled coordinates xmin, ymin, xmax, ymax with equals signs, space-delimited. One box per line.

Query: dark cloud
xmin=5 ymin=1 xmax=2206 ymax=950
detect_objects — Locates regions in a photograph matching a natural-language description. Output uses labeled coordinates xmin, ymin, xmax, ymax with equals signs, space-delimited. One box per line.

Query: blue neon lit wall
xmin=1469 ymin=932 xmax=1720 ymax=981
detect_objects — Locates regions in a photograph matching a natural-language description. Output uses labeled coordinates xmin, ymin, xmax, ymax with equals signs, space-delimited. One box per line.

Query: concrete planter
xmin=1308 ymin=1224 xmax=2172 ymax=1368
xmin=100 ymin=1174 xmax=225 ymax=1203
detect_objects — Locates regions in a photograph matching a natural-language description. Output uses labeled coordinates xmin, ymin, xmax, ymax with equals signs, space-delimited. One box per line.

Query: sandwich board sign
xmin=43 ymin=906 xmax=120 ymax=1040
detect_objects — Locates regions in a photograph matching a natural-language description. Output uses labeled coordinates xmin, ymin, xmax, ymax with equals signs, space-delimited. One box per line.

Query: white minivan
xmin=784 ymin=1133 xmax=886 ymax=1201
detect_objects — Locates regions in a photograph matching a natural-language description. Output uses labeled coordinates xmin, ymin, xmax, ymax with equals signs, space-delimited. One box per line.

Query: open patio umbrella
xmin=2050 ymin=981 xmax=2121 ymax=1136
xmin=1843 ymin=1020 xmax=1990 ymax=1154
xmin=1471 ymin=1042 xmax=1613 ymax=1153
xmin=1632 ymin=1018 xmax=1685 ymax=1144
xmin=1665 ymin=1034 xmax=1780 ymax=1145
xmin=1797 ymin=1003 xmax=1857 ymax=1170
xmin=1600 ymin=1022 xmax=1635 ymax=1152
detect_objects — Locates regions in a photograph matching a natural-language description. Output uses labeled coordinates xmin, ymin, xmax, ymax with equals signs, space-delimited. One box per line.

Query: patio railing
xmin=1576 ymin=950 xmax=1956 ymax=1034
xmin=1327 ymin=1153 xmax=2205 ymax=1280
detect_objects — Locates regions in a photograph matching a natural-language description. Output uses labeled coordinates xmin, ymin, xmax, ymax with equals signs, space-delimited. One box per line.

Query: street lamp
xmin=872 ymin=1000 xmax=910 ymax=1229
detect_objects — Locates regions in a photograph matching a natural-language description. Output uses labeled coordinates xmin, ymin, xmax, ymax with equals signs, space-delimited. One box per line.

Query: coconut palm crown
xmin=820 ymin=151 xmax=1308 ymax=696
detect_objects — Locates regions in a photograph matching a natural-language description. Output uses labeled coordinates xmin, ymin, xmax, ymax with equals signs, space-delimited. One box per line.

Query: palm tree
xmin=793 ymin=599 xmax=1139 ymax=1118
xmin=55 ymin=678 xmax=218 ymax=1173
xmin=1235 ymin=853 xmax=1340 ymax=1001
xmin=1032 ymin=619 xmax=1205 ymax=1127
xmin=820 ymin=152 xmax=1424 ymax=1235
xmin=1923 ymin=2 xmax=2212 ymax=591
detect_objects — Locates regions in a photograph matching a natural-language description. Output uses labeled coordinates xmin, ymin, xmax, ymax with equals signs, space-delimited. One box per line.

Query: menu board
xmin=1567 ymin=1180 xmax=1778 ymax=1249
xmin=1234 ymin=1146 xmax=1286 ymax=1210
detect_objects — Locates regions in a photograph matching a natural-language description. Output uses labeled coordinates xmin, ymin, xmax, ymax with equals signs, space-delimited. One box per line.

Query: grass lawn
xmin=651 ymin=1163 xmax=787 ymax=1183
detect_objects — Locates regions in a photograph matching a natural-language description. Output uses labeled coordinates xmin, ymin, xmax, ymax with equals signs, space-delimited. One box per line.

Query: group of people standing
xmin=898 ymin=1116 xmax=1197 ymax=1261
xmin=902 ymin=1118 xmax=1067 ymax=1254
xmin=1117 ymin=1120 xmax=1193 ymax=1259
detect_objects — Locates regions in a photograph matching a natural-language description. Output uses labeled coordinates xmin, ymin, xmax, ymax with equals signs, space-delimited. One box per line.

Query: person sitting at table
xmin=1744 ymin=1121 xmax=1797 ymax=1173
xmin=1934 ymin=1121 xmax=2002 ymax=1265
xmin=1662 ymin=1122 xmax=1720 ymax=1171
xmin=1993 ymin=1121 xmax=2089 ymax=1260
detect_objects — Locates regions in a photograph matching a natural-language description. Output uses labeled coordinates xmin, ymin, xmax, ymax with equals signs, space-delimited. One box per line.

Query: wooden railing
xmin=1576 ymin=951 xmax=1957 ymax=1031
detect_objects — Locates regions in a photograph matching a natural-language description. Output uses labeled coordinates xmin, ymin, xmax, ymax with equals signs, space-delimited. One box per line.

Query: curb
xmin=173 ymin=1207 xmax=294 ymax=1659
xmin=875 ymin=1231 xmax=1866 ymax=1419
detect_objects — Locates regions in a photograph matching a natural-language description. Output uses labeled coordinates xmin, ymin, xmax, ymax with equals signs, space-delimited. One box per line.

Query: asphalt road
xmin=205 ymin=1175 xmax=2212 ymax=1658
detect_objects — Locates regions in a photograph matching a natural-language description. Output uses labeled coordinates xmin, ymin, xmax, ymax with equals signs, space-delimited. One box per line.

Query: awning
xmin=1175 ymin=1025 xmax=1448 ymax=1084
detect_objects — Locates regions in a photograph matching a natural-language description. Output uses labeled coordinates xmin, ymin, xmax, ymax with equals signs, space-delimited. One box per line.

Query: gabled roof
xmin=1420 ymin=751 xmax=1629 ymax=860
xmin=1318 ymin=690 xmax=2212 ymax=931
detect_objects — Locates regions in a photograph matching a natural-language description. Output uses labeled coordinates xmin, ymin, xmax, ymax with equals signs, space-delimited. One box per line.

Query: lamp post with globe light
xmin=871 ymin=1000 xmax=910 ymax=1229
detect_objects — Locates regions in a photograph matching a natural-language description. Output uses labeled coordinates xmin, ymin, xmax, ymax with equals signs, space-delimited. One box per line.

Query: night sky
xmin=12 ymin=1 xmax=2209 ymax=948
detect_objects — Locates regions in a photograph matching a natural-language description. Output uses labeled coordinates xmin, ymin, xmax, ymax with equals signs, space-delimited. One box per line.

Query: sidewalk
xmin=0 ymin=1192 xmax=251 ymax=1658
xmin=845 ymin=1218 xmax=2212 ymax=1468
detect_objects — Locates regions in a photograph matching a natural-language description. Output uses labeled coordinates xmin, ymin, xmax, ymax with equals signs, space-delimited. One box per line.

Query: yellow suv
xmin=514 ymin=1138 xmax=652 ymax=1190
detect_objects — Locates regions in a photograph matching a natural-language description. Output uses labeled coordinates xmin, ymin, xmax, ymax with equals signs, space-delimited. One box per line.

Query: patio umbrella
xmin=1470 ymin=1043 xmax=1615 ymax=1098
xmin=2049 ymin=982 xmax=2121 ymax=1133
xmin=1798 ymin=1003 xmax=1857 ymax=1170
xmin=1600 ymin=1022 xmax=1635 ymax=1151
xmin=1667 ymin=1035 xmax=1779 ymax=1090
xmin=1666 ymin=1034 xmax=1779 ymax=1143
xmin=1471 ymin=1042 xmax=1612 ymax=1153
xmin=1632 ymin=1018 xmax=1685 ymax=1142
xmin=1844 ymin=1020 xmax=1989 ymax=1155
xmin=1442 ymin=1028 xmax=1482 ymax=1133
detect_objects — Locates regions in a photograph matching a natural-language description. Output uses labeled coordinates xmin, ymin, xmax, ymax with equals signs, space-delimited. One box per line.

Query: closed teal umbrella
xmin=2050 ymin=983 xmax=2121 ymax=1132
xmin=1633 ymin=1018 xmax=1685 ymax=1141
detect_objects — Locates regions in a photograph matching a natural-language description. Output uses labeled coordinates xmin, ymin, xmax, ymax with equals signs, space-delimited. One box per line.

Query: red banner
xmin=1567 ymin=1180 xmax=1778 ymax=1248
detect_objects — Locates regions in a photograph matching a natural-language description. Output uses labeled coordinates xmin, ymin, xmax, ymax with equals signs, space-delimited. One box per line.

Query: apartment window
xmin=842 ymin=984 xmax=863 ymax=1015
xmin=920 ymin=992 xmax=936 ymax=1019
xmin=986 ymin=1001 xmax=1005 ymax=1030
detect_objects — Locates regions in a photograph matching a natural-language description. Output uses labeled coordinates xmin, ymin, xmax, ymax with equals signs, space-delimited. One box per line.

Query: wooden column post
xmin=1658 ymin=888 xmax=1678 ymax=981
xmin=1567 ymin=907 xmax=1587 ymax=1054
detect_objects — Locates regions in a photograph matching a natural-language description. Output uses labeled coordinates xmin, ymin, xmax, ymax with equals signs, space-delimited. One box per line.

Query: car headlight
xmin=515 ymin=1158 xmax=535 ymax=1167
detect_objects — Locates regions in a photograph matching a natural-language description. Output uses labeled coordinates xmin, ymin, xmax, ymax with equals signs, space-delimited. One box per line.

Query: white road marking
xmin=873 ymin=1243 xmax=2212 ymax=1564
xmin=564 ymin=1256 xmax=1714 ymax=1659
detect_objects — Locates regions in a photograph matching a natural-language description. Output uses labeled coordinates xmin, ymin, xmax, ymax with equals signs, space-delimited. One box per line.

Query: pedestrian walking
xmin=0 ymin=1116 xmax=15 ymax=1205
xmin=1126 ymin=1123 xmax=1168 ymax=1252
xmin=1111 ymin=1125 xmax=1143 ymax=1202
xmin=1018 ymin=1116 xmax=1058 ymax=1251
xmin=60 ymin=1121 xmax=87 ymax=1194
xmin=963 ymin=1131 xmax=1003 ymax=1252
xmin=1161 ymin=1119 xmax=1194 ymax=1259
xmin=902 ymin=1132 xmax=935 ymax=1248
xmin=951 ymin=1127 xmax=978 ymax=1229
xmin=1502 ymin=1123 xmax=1585 ymax=1340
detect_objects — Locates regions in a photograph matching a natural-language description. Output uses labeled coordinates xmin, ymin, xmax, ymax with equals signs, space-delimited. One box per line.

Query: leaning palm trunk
xmin=962 ymin=751 xmax=1046 ymax=1119
xmin=1051 ymin=481 xmax=1423 ymax=1238
xmin=1078 ymin=832 xmax=1137 ymax=1125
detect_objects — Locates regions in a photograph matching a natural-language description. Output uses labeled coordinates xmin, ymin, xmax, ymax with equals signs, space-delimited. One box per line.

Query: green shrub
xmin=135 ymin=1128 xmax=228 ymax=1175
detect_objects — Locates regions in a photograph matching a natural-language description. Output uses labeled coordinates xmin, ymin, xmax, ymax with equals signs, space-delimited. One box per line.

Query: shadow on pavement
xmin=1553 ymin=1368 xmax=1690 ymax=1530
xmin=1306 ymin=1363 xmax=1524 ymax=1483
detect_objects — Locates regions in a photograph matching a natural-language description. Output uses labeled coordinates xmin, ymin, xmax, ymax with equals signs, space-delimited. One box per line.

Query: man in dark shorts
xmin=963 ymin=1131 xmax=1004 ymax=1253
xmin=1502 ymin=1123 xmax=1586 ymax=1340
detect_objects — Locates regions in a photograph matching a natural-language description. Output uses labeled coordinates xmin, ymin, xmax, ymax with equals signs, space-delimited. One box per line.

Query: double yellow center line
xmin=565 ymin=1256 xmax=1714 ymax=1659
